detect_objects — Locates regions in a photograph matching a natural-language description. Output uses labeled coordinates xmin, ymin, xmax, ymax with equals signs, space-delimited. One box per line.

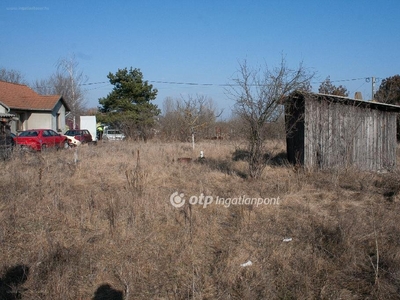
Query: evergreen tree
xmin=375 ymin=75 xmax=400 ymax=140
xmin=375 ymin=75 xmax=400 ymax=104
xmin=98 ymin=67 xmax=160 ymax=140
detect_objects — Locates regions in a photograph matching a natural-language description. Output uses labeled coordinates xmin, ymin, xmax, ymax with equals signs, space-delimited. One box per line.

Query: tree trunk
xmin=248 ymin=126 xmax=265 ymax=178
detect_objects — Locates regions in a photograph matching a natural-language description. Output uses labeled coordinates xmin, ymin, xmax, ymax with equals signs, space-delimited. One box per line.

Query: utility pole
xmin=371 ymin=76 xmax=376 ymax=101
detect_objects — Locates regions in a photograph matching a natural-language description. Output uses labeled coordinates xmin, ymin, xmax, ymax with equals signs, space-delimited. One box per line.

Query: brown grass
xmin=1 ymin=140 xmax=400 ymax=299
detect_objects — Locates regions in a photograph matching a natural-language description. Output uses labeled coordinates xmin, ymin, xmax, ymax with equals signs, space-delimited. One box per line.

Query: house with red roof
xmin=0 ymin=80 xmax=70 ymax=134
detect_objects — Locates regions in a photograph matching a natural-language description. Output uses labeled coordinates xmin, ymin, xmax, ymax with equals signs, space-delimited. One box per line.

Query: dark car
xmin=14 ymin=129 xmax=68 ymax=151
xmin=64 ymin=129 xmax=93 ymax=144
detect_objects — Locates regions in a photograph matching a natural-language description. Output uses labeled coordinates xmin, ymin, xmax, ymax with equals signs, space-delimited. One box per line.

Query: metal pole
xmin=371 ymin=77 xmax=375 ymax=101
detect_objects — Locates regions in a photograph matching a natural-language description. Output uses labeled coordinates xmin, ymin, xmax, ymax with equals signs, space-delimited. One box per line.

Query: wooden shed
xmin=284 ymin=91 xmax=400 ymax=171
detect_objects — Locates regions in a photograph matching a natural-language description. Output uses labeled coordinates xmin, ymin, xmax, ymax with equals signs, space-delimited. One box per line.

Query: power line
xmin=80 ymin=81 xmax=109 ymax=86
xmin=33 ymin=76 xmax=381 ymax=89
xmin=311 ymin=77 xmax=371 ymax=85
xmin=85 ymin=84 xmax=112 ymax=91
xmin=81 ymin=77 xmax=379 ymax=87
xmin=148 ymin=80 xmax=230 ymax=87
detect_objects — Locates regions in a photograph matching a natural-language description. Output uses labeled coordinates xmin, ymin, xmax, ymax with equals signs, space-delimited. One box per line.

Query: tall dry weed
xmin=0 ymin=141 xmax=400 ymax=299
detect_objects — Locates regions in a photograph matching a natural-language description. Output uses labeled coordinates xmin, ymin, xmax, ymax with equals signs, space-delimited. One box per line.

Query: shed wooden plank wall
xmin=303 ymin=98 xmax=397 ymax=171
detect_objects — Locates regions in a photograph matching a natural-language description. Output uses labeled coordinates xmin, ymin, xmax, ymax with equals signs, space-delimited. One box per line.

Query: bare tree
xmin=32 ymin=54 xmax=88 ymax=128
xmin=160 ymin=95 xmax=222 ymax=144
xmin=227 ymin=58 xmax=314 ymax=178
xmin=0 ymin=67 xmax=27 ymax=84
xmin=318 ymin=76 xmax=349 ymax=97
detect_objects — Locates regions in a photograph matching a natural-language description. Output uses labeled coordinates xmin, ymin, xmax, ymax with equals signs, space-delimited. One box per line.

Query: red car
xmin=14 ymin=129 xmax=69 ymax=151
xmin=64 ymin=129 xmax=93 ymax=144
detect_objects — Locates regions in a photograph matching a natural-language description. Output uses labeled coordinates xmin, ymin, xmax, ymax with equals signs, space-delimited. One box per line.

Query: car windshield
xmin=19 ymin=131 xmax=39 ymax=137
xmin=65 ymin=130 xmax=80 ymax=136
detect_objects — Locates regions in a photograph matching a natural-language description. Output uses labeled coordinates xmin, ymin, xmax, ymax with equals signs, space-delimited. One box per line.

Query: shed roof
xmin=0 ymin=113 xmax=15 ymax=118
xmin=0 ymin=80 xmax=70 ymax=111
xmin=286 ymin=91 xmax=400 ymax=113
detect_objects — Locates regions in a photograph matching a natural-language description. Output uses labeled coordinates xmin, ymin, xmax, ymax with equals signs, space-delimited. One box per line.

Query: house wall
xmin=27 ymin=112 xmax=52 ymax=129
xmin=0 ymin=104 xmax=6 ymax=114
xmin=8 ymin=100 xmax=68 ymax=133
xmin=52 ymin=101 xmax=66 ymax=132
xmin=303 ymin=98 xmax=397 ymax=171
xmin=9 ymin=111 xmax=30 ymax=133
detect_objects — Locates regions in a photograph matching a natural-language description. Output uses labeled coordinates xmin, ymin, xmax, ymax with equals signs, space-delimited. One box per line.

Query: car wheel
xmin=41 ymin=144 xmax=47 ymax=151
xmin=63 ymin=141 xmax=70 ymax=149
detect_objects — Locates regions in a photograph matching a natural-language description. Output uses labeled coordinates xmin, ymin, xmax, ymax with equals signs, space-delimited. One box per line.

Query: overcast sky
xmin=1 ymin=0 xmax=399 ymax=118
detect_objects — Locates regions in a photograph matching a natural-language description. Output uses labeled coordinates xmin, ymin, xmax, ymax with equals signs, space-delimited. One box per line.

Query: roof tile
xmin=0 ymin=80 xmax=62 ymax=111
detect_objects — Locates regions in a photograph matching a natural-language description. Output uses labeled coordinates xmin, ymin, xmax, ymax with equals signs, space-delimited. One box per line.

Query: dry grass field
xmin=1 ymin=139 xmax=400 ymax=299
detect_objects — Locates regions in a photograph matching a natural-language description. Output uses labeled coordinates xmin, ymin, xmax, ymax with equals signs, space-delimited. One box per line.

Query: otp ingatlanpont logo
xmin=170 ymin=192 xmax=185 ymax=208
